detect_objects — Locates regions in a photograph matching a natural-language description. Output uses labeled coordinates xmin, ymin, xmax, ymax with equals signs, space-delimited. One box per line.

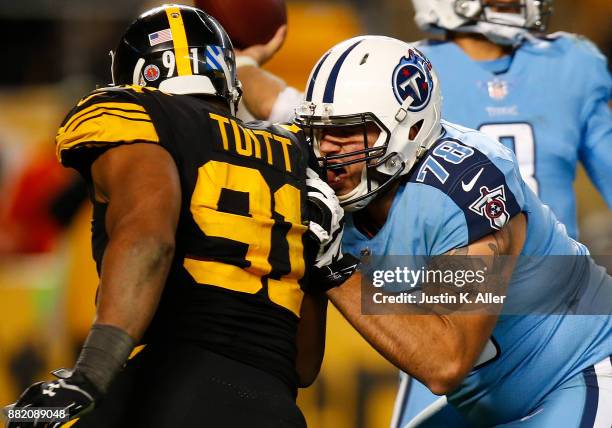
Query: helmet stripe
xmin=205 ymin=47 xmax=222 ymax=70
xmin=322 ymin=40 xmax=363 ymax=103
xmin=205 ymin=45 xmax=232 ymax=93
xmin=165 ymin=6 xmax=192 ymax=76
xmin=305 ymin=52 xmax=331 ymax=102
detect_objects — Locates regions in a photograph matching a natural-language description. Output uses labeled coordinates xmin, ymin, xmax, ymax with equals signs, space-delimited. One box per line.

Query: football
xmin=193 ymin=0 xmax=287 ymax=49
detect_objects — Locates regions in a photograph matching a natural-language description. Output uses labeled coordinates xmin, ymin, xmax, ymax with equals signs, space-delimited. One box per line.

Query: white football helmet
xmin=295 ymin=36 xmax=442 ymax=211
xmin=411 ymin=0 xmax=553 ymax=45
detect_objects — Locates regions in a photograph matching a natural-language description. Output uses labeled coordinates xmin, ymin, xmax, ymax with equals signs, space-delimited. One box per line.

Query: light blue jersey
xmin=343 ymin=122 xmax=612 ymax=427
xmin=417 ymin=33 xmax=612 ymax=239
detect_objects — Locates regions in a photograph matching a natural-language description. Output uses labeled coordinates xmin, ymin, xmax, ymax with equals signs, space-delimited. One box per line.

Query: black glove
xmin=306 ymin=168 xmax=359 ymax=292
xmin=4 ymin=369 xmax=98 ymax=428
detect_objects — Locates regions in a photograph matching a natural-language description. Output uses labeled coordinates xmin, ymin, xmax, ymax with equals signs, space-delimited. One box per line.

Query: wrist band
xmin=309 ymin=253 xmax=361 ymax=292
xmin=235 ymin=55 xmax=259 ymax=69
xmin=74 ymin=324 xmax=135 ymax=394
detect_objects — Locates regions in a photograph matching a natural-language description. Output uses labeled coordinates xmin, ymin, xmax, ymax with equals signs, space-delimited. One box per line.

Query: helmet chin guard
xmin=296 ymin=36 xmax=442 ymax=211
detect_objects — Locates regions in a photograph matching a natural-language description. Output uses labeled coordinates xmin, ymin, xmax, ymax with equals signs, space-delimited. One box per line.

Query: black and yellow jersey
xmin=56 ymin=85 xmax=312 ymax=390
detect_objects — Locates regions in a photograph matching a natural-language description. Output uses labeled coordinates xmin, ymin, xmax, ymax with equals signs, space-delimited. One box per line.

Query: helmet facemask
xmin=412 ymin=0 xmax=554 ymax=45
xmin=298 ymin=111 xmax=405 ymax=211
xmin=475 ymin=0 xmax=553 ymax=32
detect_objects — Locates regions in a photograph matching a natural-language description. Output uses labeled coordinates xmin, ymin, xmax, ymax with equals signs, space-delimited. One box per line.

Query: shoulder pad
xmin=409 ymin=137 xmax=522 ymax=243
xmin=56 ymin=86 xmax=159 ymax=169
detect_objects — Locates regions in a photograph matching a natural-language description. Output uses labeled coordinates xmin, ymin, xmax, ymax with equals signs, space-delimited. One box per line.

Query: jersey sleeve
xmin=55 ymin=87 xmax=160 ymax=176
xmin=576 ymin=39 xmax=612 ymax=207
xmin=409 ymin=136 xmax=525 ymax=254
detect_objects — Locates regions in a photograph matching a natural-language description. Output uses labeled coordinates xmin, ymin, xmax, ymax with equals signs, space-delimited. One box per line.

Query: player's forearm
xmin=71 ymin=221 xmax=175 ymax=395
xmin=295 ymin=292 xmax=328 ymax=387
xmin=237 ymin=65 xmax=286 ymax=120
xmin=327 ymin=275 xmax=472 ymax=395
xmin=95 ymin=225 xmax=175 ymax=342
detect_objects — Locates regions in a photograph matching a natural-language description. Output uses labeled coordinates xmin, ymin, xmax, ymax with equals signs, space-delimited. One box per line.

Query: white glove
xmin=306 ymin=168 xmax=344 ymax=267
xmin=306 ymin=168 xmax=359 ymax=291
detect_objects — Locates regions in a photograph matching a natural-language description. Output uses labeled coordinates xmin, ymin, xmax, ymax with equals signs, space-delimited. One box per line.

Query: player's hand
xmin=235 ymin=25 xmax=286 ymax=66
xmin=306 ymin=168 xmax=344 ymax=267
xmin=306 ymin=168 xmax=359 ymax=292
xmin=4 ymin=369 xmax=98 ymax=428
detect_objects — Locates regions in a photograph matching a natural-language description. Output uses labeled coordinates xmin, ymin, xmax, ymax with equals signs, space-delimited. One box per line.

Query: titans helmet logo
xmin=392 ymin=49 xmax=434 ymax=112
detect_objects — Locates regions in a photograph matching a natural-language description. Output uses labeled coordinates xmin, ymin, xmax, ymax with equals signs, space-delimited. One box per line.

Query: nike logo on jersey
xmin=461 ymin=168 xmax=484 ymax=192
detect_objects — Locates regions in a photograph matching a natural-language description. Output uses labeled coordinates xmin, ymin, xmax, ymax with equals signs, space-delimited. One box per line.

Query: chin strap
xmin=230 ymin=82 xmax=243 ymax=116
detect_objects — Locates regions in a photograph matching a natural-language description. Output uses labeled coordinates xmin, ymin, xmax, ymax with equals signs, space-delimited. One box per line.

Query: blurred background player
xmin=296 ymin=34 xmax=612 ymax=428
xmin=409 ymin=0 xmax=611 ymax=239
xmin=3 ymin=4 xmax=348 ymax=427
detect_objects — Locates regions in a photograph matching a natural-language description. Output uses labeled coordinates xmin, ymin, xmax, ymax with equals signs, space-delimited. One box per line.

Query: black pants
xmin=74 ymin=341 xmax=306 ymax=428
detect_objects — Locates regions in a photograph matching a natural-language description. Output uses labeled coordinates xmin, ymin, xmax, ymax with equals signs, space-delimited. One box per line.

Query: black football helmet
xmin=111 ymin=4 xmax=241 ymax=113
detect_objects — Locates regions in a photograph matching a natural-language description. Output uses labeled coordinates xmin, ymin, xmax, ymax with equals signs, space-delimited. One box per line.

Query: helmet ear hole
xmin=409 ymin=119 xmax=424 ymax=141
